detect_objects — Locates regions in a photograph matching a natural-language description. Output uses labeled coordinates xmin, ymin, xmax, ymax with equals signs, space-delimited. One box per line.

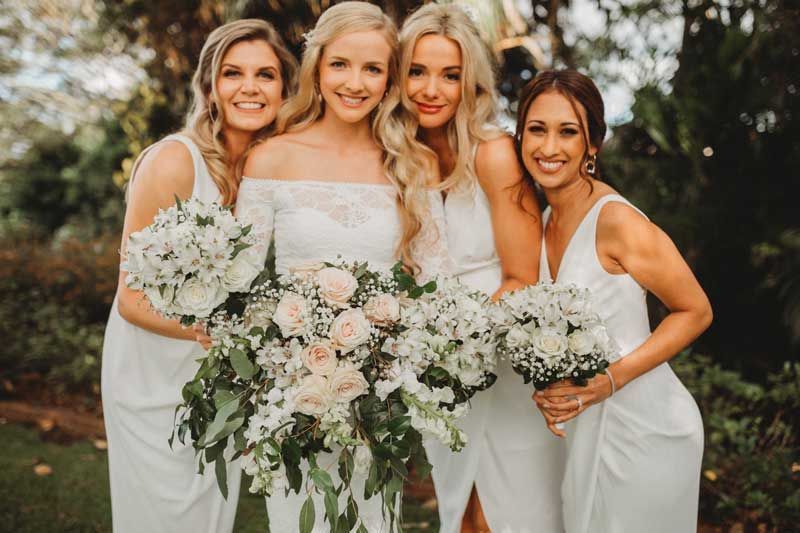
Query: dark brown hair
xmin=514 ymin=69 xmax=606 ymax=190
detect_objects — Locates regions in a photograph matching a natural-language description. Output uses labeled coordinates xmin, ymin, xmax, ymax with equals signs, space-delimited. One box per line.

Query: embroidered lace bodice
xmin=235 ymin=178 xmax=450 ymax=281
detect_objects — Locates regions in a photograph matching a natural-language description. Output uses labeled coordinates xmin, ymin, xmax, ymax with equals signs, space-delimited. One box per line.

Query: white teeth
xmin=340 ymin=95 xmax=365 ymax=105
xmin=538 ymin=159 xmax=563 ymax=170
xmin=235 ymin=102 xmax=264 ymax=109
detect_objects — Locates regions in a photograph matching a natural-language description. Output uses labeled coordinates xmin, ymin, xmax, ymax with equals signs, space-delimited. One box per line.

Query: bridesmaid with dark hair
xmin=516 ymin=70 xmax=711 ymax=533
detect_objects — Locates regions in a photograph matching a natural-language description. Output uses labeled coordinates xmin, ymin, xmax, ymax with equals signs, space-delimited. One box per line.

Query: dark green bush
xmin=673 ymin=353 xmax=800 ymax=529
xmin=0 ymin=231 xmax=119 ymax=392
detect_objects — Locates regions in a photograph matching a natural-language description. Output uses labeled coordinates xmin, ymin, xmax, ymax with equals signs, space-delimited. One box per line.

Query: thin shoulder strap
xmin=125 ymin=133 xmax=214 ymax=202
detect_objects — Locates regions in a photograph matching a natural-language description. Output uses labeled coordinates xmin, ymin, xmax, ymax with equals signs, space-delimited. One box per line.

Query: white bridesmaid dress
xmin=540 ymin=194 xmax=704 ymax=533
xmin=102 ymin=134 xmax=241 ymax=533
xmin=425 ymin=181 xmax=567 ymax=533
xmin=234 ymin=177 xmax=450 ymax=532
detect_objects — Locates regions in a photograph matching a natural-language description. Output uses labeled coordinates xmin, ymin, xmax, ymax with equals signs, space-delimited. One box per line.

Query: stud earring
xmin=585 ymin=154 xmax=597 ymax=176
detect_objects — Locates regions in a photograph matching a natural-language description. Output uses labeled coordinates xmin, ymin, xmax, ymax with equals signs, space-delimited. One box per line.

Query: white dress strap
xmin=125 ymin=133 xmax=220 ymax=203
xmin=161 ymin=134 xmax=220 ymax=202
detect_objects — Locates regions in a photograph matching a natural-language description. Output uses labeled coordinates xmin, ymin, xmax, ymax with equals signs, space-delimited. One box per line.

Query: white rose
xmin=505 ymin=324 xmax=530 ymax=349
xmin=273 ymin=292 xmax=308 ymax=337
xmin=293 ymin=375 xmax=332 ymax=416
xmin=301 ymin=341 xmax=338 ymax=376
xmin=329 ymin=309 xmax=371 ymax=353
xmin=457 ymin=367 xmax=483 ymax=387
xmin=532 ymin=328 xmax=568 ymax=361
xmin=243 ymin=300 xmax=277 ymax=329
xmin=144 ymin=284 xmax=174 ymax=314
xmin=568 ymin=330 xmax=596 ymax=355
xmin=221 ymin=248 xmax=261 ymax=292
xmin=174 ymin=277 xmax=226 ymax=318
xmin=363 ymin=294 xmax=400 ymax=325
xmin=353 ymin=444 xmax=373 ymax=475
xmin=288 ymin=261 xmax=326 ymax=280
xmin=317 ymin=267 xmax=358 ymax=308
xmin=330 ymin=364 xmax=369 ymax=403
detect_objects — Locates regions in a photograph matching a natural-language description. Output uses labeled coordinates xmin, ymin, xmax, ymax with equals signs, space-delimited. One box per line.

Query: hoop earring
xmin=585 ymin=154 xmax=597 ymax=176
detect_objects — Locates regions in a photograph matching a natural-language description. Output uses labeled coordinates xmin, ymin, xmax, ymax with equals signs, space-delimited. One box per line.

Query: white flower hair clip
xmin=302 ymin=29 xmax=315 ymax=46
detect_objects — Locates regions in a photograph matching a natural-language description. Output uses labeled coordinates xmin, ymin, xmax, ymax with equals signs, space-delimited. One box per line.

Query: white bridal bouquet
xmin=494 ymin=282 xmax=620 ymax=390
xmin=122 ymin=196 xmax=261 ymax=324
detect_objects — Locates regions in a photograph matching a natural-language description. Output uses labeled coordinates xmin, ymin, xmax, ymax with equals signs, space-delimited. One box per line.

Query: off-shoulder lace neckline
xmin=241 ymin=176 xmax=395 ymax=189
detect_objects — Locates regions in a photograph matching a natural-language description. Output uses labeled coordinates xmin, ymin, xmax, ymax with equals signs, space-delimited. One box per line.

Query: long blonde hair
xmin=278 ymin=1 xmax=434 ymax=271
xmin=182 ymin=19 xmax=298 ymax=205
xmin=399 ymin=3 xmax=502 ymax=192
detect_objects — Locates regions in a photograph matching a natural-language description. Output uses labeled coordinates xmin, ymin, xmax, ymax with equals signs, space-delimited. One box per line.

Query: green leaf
xmin=324 ymin=489 xmax=339 ymax=530
xmin=299 ymin=495 xmax=315 ymax=533
xmin=346 ymin=496 xmax=359 ymax=531
xmin=310 ymin=468 xmax=334 ymax=492
xmin=233 ymin=427 xmax=247 ymax=452
xmin=231 ymin=242 xmax=251 ymax=259
xmin=423 ymin=280 xmax=437 ymax=293
xmin=229 ymin=348 xmax=256 ymax=379
xmin=213 ymin=389 xmax=237 ymax=410
xmin=282 ymin=438 xmax=302 ymax=466
xmin=215 ymin=454 xmax=228 ymax=500
xmin=353 ymin=262 xmax=368 ymax=279
xmin=364 ymin=460 xmax=379 ymax=499
xmin=388 ymin=416 xmax=411 ymax=436
xmin=198 ymin=395 xmax=240 ymax=446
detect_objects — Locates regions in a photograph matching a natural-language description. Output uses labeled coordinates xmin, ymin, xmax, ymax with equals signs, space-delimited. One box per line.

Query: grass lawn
xmin=0 ymin=422 xmax=438 ymax=532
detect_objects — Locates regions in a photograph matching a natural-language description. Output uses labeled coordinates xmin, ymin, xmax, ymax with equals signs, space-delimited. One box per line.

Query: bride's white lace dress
xmin=235 ymin=177 xmax=449 ymax=532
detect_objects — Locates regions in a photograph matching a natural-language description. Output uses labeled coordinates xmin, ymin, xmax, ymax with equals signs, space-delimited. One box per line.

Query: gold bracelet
xmin=606 ymin=367 xmax=617 ymax=396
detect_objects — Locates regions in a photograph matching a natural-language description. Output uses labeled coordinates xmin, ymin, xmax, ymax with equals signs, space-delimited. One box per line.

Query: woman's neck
xmin=544 ymin=176 xmax=595 ymax=223
xmin=420 ymin=126 xmax=454 ymax=177
xmin=315 ymin=107 xmax=374 ymax=149
xmin=223 ymin=129 xmax=252 ymax=165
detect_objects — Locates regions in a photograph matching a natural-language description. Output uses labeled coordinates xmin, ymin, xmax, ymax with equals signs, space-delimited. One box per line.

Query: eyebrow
xmin=220 ymin=63 xmax=279 ymax=70
xmin=526 ymin=119 xmax=580 ymax=127
xmin=410 ymin=62 xmax=461 ymax=70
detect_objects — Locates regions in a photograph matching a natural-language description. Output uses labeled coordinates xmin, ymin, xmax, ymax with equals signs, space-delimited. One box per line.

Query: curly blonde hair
xmin=182 ymin=18 xmax=298 ymax=206
xmin=278 ymin=2 xmax=434 ymax=271
xmin=399 ymin=3 xmax=503 ymax=192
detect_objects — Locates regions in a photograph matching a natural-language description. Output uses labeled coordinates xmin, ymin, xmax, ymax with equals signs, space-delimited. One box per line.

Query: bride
xmin=234 ymin=2 xmax=448 ymax=531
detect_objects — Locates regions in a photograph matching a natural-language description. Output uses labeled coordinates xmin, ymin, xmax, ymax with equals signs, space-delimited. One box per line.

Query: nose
xmin=423 ymin=76 xmax=438 ymax=99
xmin=240 ymin=73 xmax=258 ymax=94
xmin=345 ymin=70 xmax=365 ymax=93
xmin=540 ymin=131 xmax=559 ymax=157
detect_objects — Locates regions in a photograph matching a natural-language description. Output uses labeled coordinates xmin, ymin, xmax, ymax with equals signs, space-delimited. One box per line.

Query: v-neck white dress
xmin=540 ymin=194 xmax=704 ymax=533
xmin=425 ymin=181 xmax=566 ymax=533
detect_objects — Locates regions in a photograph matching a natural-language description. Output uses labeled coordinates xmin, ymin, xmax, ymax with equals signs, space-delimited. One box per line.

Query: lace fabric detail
xmin=414 ymin=192 xmax=453 ymax=282
xmin=235 ymin=178 xmax=450 ymax=283
xmin=283 ymin=182 xmax=396 ymax=229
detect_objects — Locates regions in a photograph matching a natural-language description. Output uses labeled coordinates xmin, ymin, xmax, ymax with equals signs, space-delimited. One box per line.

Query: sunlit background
xmin=0 ymin=0 xmax=798 ymax=531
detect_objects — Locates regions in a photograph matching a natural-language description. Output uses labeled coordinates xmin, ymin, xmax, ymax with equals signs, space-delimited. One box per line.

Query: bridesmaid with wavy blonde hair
xmin=102 ymin=19 xmax=297 ymax=533
xmin=399 ymin=4 xmax=565 ymax=533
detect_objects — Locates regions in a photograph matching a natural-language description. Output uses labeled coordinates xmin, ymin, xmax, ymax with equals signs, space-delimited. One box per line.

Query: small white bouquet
xmin=122 ymin=196 xmax=262 ymax=324
xmin=495 ymin=282 xmax=619 ymax=390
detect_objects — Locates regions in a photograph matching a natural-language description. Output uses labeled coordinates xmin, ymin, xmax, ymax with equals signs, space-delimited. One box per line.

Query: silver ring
xmin=576 ymin=396 xmax=583 ymax=410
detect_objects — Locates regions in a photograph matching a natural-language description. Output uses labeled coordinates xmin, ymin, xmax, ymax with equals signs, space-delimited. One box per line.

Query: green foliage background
xmin=0 ymin=0 xmax=797 ymax=529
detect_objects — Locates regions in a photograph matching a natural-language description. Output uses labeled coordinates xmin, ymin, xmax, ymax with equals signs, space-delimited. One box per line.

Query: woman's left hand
xmin=533 ymin=373 xmax=614 ymax=424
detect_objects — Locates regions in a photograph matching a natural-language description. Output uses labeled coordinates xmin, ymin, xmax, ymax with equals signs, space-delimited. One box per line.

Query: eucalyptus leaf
xmin=229 ymin=348 xmax=256 ymax=379
xmin=215 ymin=454 xmax=228 ymax=500
xmin=299 ymin=495 xmax=315 ymax=533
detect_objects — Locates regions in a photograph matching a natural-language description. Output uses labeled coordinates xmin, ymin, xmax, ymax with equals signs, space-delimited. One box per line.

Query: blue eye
xmin=367 ymin=65 xmax=383 ymax=74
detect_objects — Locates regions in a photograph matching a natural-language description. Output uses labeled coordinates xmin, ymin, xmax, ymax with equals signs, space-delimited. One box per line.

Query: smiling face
xmin=405 ymin=34 xmax=462 ymax=130
xmin=215 ymin=39 xmax=284 ymax=135
xmin=318 ymin=30 xmax=392 ymax=124
xmin=520 ymin=90 xmax=597 ymax=191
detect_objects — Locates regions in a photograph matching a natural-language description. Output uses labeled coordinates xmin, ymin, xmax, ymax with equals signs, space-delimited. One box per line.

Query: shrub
xmin=673 ymin=353 xmax=800 ymax=529
xmin=0 ymin=231 xmax=119 ymax=392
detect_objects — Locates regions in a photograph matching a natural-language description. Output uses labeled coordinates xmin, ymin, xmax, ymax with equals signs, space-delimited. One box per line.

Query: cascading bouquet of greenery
xmin=493 ymin=281 xmax=620 ymax=390
xmin=173 ymin=261 xmax=496 ymax=532
xmin=124 ymin=193 xmax=498 ymax=533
